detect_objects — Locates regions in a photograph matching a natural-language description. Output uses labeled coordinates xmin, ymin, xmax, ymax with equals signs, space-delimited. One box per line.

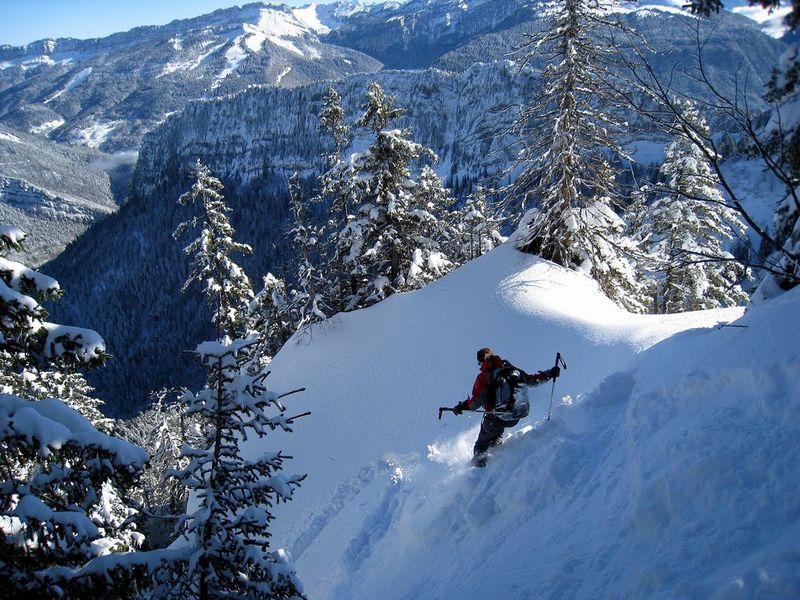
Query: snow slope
xmin=239 ymin=241 xmax=800 ymax=599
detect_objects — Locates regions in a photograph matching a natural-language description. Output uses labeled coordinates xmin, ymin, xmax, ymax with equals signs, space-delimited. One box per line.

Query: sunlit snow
xmin=0 ymin=131 xmax=21 ymax=143
xmin=211 ymin=7 xmax=315 ymax=88
xmin=232 ymin=240 xmax=800 ymax=599
xmin=159 ymin=40 xmax=226 ymax=77
xmin=292 ymin=4 xmax=332 ymax=35
xmin=276 ymin=66 xmax=292 ymax=85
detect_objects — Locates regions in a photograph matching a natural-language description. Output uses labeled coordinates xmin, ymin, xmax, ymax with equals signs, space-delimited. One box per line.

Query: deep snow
xmin=236 ymin=241 xmax=800 ymax=599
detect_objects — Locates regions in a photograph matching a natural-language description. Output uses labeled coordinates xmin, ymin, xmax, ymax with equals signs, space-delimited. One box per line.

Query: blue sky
xmin=0 ymin=1 xmax=330 ymax=47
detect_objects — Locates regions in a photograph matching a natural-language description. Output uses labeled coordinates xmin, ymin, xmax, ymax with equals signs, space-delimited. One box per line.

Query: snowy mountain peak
xmin=205 ymin=4 xmax=334 ymax=87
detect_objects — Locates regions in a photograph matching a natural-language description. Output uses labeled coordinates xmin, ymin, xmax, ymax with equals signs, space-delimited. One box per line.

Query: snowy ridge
xmin=237 ymin=242 xmax=798 ymax=598
xmin=610 ymin=0 xmax=792 ymax=38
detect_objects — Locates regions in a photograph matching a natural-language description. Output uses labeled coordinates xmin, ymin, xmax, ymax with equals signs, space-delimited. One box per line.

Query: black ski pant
xmin=473 ymin=414 xmax=519 ymax=456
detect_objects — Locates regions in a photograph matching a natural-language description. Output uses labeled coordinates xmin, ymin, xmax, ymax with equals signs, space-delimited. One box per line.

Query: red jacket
xmin=466 ymin=355 xmax=551 ymax=411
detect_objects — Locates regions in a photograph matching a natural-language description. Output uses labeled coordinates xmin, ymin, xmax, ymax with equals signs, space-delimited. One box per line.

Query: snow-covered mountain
xmin=130 ymin=7 xmax=781 ymax=195
xmin=321 ymin=0 xmax=541 ymax=68
xmin=0 ymin=3 xmax=382 ymax=152
xmin=251 ymin=241 xmax=799 ymax=598
xmin=0 ymin=123 xmax=122 ymax=265
xmin=0 ymin=0 xmax=789 ymax=153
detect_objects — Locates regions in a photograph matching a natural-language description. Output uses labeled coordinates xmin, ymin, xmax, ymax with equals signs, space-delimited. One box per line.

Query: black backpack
xmin=489 ymin=361 xmax=530 ymax=422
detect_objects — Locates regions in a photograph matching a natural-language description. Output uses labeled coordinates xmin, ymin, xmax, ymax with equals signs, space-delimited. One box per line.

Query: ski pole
xmin=439 ymin=407 xmax=511 ymax=419
xmin=546 ymin=352 xmax=567 ymax=421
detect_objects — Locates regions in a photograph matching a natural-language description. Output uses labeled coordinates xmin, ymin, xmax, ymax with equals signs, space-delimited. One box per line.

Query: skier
xmin=454 ymin=347 xmax=560 ymax=467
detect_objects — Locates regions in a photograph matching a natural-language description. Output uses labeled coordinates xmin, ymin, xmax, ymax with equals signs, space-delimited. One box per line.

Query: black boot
xmin=471 ymin=452 xmax=488 ymax=468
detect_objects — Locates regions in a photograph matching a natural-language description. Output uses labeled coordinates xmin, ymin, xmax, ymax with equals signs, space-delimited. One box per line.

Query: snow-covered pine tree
xmin=341 ymin=82 xmax=450 ymax=307
xmin=624 ymin=186 xmax=663 ymax=313
xmin=321 ymin=155 xmax=363 ymax=313
xmin=174 ymin=160 xmax=254 ymax=339
xmin=453 ymin=187 xmax=505 ymax=262
xmin=0 ymin=225 xmax=110 ymax=426
xmin=115 ymin=388 xmax=202 ymax=548
xmin=319 ymin=85 xmax=349 ymax=167
xmin=169 ymin=341 xmax=306 ymax=599
xmin=246 ymin=273 xmax=296 ymax=368
xmin=641 ymin=102 xmax=750 ymax=312
xmin=0 ymin=225 xmax=147 ymax=596
xmin=768 ymin=188 xmax=800 ymax=291
xmin=288 ymin=171 xmax=331 ymax=330
xmin=761 ymin=44 xmax=800 ymax=293
xmin=164 ymin=169 xmax=305 ymax=598
xmin=619 ymin=8 xmax=799 ymax=299
xmin=510 ymin=0 xmax=646 ymax=312
xmin=317 ymin=85 xmax=360 ymax=312
xmin=405 ymin=165 xmax=454 ymax=288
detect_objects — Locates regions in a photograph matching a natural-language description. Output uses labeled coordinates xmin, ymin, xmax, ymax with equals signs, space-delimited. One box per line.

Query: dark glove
xmin=548 ymin=366 xmax=560 ymax=380
xmin=453 ymin=400 xmax=469 ymax=415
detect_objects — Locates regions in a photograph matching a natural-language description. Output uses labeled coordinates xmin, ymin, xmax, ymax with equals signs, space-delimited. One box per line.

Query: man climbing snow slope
xmin=454 ymin=347 xmax=560 ymax=466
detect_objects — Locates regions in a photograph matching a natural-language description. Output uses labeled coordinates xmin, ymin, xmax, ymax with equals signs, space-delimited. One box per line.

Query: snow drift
xmin=244 ymin=242 xmax=799 ymax=598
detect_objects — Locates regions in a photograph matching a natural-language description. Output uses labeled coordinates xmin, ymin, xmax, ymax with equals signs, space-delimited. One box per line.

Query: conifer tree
xmin=404 ymin=165 xmax=454 ymax=288
xmin=762 ymin=44 xmax=800 ymax=292
xmin=288 ymin=171 xmax=331 ymax=329
xmin=174 ymin=160 xmax=254 ymax=338
xmin=321 ymin=158 xmax=362 ymax=311
xmin=0 ymin=226 xmax=110 ymax=425
xmin=319 ymin=85 xmax=349 ymax=167
xmin=342 ymin=82 xmax=452 ymax=307
xmin=166 ymin=165 xmax=305 ymax=598
xmin=247 ymin=273 xmax=295 ymax=366
xmin=619 ymin=18 xmax=799 ymax=298
xmin=318 ymin=86 xmax=361 ymax=312
xmin=354 ymin=82 xmax=425 ymax=303
xmin=640 ymin=103 xmax=750 ymax=312
xmin=624 ymin=187 xmax=662 ymax=313
xmin=453 ymin=187 xmax=505 ymax=262
xmin=415 ymin=166 xmax=456 ymax=234
xmin=115 ymin=389 xmax=200 ymax=548
xmin=510 ymin=0 xmax=645 ymax=312
xmin=169 ymin=341 xmax=306 ymax=600
xmin=0 ymin=225 xmax=147 ymax=596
